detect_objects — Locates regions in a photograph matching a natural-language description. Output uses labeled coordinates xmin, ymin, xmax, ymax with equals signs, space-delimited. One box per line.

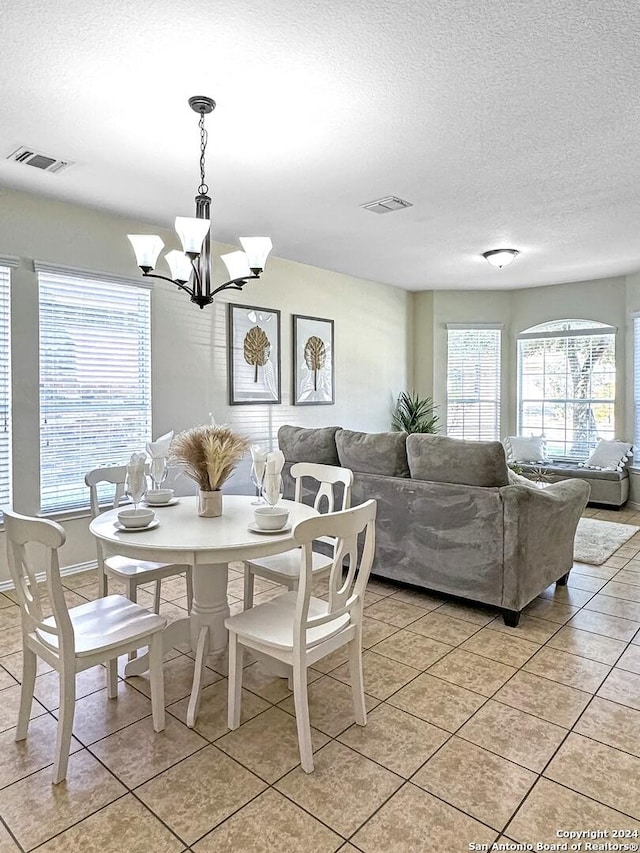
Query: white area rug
xmin=574 ymin=518 xmax=639 ymax=565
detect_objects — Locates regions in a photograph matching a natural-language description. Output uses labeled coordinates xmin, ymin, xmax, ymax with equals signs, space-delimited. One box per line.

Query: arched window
xmin=517 ymin=319 xmax=616 ymax=459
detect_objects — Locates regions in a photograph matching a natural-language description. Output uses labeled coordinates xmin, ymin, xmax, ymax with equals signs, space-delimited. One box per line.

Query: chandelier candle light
xmin=128 ymin=96 xmax=273 ymax=309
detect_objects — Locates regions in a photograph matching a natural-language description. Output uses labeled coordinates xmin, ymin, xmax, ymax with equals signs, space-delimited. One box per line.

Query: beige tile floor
xmin=1 ymin=506 xmax=640 ymax=851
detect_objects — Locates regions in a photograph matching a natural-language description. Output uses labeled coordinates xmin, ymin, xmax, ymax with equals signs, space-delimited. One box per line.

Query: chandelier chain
xmin=198 ymin=110 xmax=209 ymax=196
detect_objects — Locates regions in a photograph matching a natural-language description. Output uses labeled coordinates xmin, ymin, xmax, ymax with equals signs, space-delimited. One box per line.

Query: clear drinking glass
xmin=261 ymin=474 xmax=283 ymax=507
xmin=149 ymin=456 xmax=168 ymax=491
xmin=126 ymin=472 xmax=147 ymax=510
xmin=250 ymin=461 xmax=266 ymax=506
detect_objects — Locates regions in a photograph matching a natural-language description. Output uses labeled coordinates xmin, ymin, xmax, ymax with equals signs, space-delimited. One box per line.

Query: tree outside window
xmin=518 ymin=320 xmax=615 ymax=459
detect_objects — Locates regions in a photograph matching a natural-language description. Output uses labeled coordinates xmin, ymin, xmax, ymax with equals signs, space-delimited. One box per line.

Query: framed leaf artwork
xmin=228 ymin=303 xmax=281 ymax=405
xmin=293 ymin=314 xmax=335 ymax=405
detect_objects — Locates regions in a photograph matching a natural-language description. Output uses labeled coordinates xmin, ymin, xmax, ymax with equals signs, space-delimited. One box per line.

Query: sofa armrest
xmin=500 ymin=479 xmax=590 ymax=611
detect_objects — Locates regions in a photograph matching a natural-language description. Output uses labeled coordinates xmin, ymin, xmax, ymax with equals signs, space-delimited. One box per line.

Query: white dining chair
xmin=4 ymin=509 xmax=167 ymax=784
xmin=85 ymin=465 xmax=193 ymax=613
xmin=227 ymin=499 xmax=377 ymax=773
xmin=242 ymin=462 xmax=354 ymax=609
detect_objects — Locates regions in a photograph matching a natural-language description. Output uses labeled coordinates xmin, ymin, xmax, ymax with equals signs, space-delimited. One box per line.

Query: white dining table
xmin=89 ymin=494 xmax=318 ymax=726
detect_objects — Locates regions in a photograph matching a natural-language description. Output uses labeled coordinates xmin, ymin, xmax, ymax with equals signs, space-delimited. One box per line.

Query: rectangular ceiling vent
xmin=361 ymin=196 xmax=413 ymax=214
xmin=6 ymin=146 xmax=74 ymax=175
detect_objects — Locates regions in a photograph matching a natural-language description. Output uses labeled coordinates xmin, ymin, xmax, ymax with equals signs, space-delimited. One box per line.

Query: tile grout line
xmin=1 ymin=528 xmax=640 ymax=847
xmin=501 ymin=545 xmax=640 ymax=838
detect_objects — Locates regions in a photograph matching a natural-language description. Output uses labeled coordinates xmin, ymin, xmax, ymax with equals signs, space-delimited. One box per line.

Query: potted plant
xmin=170 ymin=425 xmax=249 ymax=517
xmin=391 ymin=391 xmax=439 ymax=434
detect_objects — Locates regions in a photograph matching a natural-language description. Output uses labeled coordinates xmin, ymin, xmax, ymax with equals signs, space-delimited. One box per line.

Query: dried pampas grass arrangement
xmin=170 ymin=426 xmax=249 ymax=492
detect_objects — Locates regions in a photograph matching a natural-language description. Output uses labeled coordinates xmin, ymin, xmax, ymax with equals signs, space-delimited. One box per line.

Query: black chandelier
xmin=128 ymin=96 xmax=272 ymax=309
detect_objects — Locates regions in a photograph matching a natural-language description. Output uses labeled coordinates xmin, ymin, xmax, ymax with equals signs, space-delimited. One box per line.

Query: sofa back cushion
xmin=406 ymin=434 xmax=510 ymax=487
xmin=277 ymin=425 xmax=340 ymax=465
xmin=336 ymin=429 xmax=410 ymax=477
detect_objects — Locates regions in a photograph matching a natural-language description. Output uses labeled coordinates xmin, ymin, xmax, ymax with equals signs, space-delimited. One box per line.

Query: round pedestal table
xmin=89 ymin=495 xmax=318 ymax=726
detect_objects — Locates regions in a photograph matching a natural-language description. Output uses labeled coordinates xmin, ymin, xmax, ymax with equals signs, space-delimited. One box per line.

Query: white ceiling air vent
xmin=361 ymin=196 xmax=413 ymax=214
xmin=6 ymin=146 xmax=74 ymax=175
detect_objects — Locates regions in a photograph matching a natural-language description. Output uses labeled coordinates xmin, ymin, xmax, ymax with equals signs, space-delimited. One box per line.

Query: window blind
xmin=518 ymin=325 xmax=615 ymax=459
xmin=634 ymin=316 xmax=640 ymax=451
xmin=447 ymin=327 xmax=501 ymax=440
xmin=38 ymin=269 xmax=151 ymax=512
xmin=0 ymin=266 xmax=11 ymax=508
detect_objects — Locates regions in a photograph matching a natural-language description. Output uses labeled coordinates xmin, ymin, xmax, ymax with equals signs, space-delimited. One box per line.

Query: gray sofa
xmin=278 ymin=425 xmax=591 ymax=626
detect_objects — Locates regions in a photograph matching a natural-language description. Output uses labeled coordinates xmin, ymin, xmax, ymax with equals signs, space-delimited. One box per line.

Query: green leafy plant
xmin=391 ymin=392 xmax=439 ymax=434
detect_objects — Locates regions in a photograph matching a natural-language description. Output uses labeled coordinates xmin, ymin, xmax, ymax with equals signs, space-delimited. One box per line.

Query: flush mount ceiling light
xmin=482 ymin=249 xmax=519 ymax=269
xmin=128 ymin=96 xmax=272 ymax=309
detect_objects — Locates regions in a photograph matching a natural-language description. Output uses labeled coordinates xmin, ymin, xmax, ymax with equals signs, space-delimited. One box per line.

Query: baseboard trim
xmin=627 ymin=501 xmax=640 ymax=511
xmin=0 ymin=560 xmax=98 ymax=593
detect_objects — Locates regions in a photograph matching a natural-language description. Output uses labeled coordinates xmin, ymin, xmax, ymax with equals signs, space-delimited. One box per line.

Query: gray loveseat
xmin=278 ymin=425 xmax=590 ymax=626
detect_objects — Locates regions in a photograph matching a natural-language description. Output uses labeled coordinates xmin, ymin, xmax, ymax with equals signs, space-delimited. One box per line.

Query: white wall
xmin=2 ymin=184 xmax=638 ymax=583
xmin=414 ymin=276 xmax=628 ymax=438
xmin=0 ymin=189 xmax=410 ymax=580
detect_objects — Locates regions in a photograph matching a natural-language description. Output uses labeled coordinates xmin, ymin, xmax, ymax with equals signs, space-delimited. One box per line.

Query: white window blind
xmin=447 ymin=326 xmax=501 ymax=440
xmin=38 ymin=267 xmax=151 ymax=512
xmin=633 ymin=316 xmax=640 ymax=451
xmin=518 ymin=320 xmax=615 ymax=459
xmin=0 ymin=266 xmax=11 ymax=508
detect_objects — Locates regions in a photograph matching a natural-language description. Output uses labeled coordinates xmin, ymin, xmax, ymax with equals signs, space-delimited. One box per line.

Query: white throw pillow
xmin=503 ymin=435 xmax=547 ymax=463
xmin=583 ymin=439 xmax=633 ymax=471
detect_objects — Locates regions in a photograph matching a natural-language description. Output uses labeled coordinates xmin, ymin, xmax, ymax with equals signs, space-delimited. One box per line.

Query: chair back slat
xmin=4 ymin=510 xmax=74 ymax=657
xmin=292 ymin=500 xmax=376 ymax=649
xmin=327 ymin=533 xmax=359 ymax=612
xmin=313 ymin=482 xmax=335 ymax=514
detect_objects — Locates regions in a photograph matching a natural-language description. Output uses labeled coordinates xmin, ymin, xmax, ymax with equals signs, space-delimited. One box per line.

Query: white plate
xmin=114 ymin=519 xmax=160 ymax=533
xmin=143 ymin=498 xmax=179 ymax=507
xmin=247 ymin=522 xmax=292 ymax=535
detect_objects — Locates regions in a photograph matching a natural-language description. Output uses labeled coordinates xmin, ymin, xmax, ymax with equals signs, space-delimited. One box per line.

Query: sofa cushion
xmin=518 ymin=461 xmax=628 ymax=481
xmin=407 ymin=434 xmax=510 ymax=487
xmin=503 ymin=435 xmax=547 ymax=463
xmin=336 ymin=429 xmax=410 ymax=477
xmin=277 ymin=425 xmax=340 ymax=465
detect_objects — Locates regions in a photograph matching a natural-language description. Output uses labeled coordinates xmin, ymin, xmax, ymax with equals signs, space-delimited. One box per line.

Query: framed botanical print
xmin=228 ymin=303 xmax=281 ymax=405
xmin=293 ymin=314 xmax=335 ymax=405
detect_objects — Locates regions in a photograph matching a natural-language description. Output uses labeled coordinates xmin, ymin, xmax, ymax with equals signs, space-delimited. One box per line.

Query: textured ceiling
xmin=1 ymin=0 xmax=639 ymax=290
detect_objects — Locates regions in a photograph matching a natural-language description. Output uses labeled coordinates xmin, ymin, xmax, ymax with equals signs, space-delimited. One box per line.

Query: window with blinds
xmin=518 ymin=320 xmax=615 ymax=459
xmin=633 ymin=316 xmax=640 ymax=452
xmin=0 ymin=266 xmax=11 ymax=508
xmin=447 ymin=326 xmax=501 ymax=440
xmin=38 ymin=266 xmax=152 ymax=512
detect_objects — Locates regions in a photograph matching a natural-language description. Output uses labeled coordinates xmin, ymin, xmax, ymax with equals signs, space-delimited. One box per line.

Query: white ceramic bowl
xmin=117 ymin=508 xmax=155 ymax=528
xmin=146 ymin=488 xmax=175 ymax=505
xmin=254 ymin=505 xmax=289 ymax=531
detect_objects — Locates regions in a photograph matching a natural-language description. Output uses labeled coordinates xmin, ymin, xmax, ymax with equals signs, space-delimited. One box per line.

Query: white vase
xmin=198 ymin=489 xmax=222 ymax=517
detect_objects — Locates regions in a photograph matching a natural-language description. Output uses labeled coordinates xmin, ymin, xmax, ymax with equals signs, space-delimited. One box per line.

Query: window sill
xmin=0 ymin=507 xmax=90 ymax=534
xmin=38 ymin=507 xmax=93 ymax=523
